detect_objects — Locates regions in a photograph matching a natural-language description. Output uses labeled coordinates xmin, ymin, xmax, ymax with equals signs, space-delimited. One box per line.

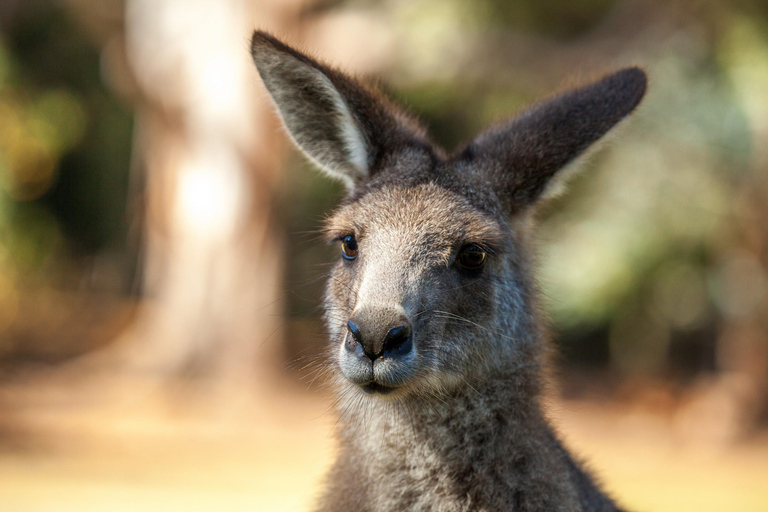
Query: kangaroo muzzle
xmin=339 ymin=307 xmax=416 ymax=394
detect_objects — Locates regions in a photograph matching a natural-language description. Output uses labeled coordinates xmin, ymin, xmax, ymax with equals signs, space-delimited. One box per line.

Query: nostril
xmin=346 ymin=319 xmax=373 ymax=360
xmin=347 ymin=320 xmax=362 ymax=343
xmin=382 ymin=325 xmax=412 ymax=359
xmin=385 ymin=325 xmax=408 ymax=344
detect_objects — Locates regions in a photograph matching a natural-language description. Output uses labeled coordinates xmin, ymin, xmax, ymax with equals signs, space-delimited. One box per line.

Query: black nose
xmin=346 ymin=315 xmax=412 ymax=361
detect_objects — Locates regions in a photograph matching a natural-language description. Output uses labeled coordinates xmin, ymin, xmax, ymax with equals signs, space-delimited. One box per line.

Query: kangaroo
xmin=250 ymin=31 xmax=646 ymax=512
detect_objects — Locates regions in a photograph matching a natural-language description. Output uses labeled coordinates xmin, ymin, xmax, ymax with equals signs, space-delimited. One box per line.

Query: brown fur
xmin=250 ymin=30 xmax=645 ymax=512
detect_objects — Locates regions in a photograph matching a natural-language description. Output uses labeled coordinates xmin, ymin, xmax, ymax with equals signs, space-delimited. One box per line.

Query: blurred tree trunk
xmin=121 ymin=0 xmax=284 ymax=385
xmin=64 ymin=0 xmax=309 ymax=389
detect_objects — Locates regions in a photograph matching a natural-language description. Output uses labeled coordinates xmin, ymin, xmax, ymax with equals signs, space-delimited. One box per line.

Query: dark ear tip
xmin=250 ymin=30 xmax=291 ymax=60
xmin=612 ymin=66 xmax=648 ymax=107
xmin=619 ymin=66 xmax=648 ymax=88
xmin=250 ymin=30 xmax=317 ymax=74
xmin=251 ymin=30 xmax=274 ymax=54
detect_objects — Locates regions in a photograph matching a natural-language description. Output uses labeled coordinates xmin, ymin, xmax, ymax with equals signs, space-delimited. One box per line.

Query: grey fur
xmin=250 ymin=31 xmax=646 ymax=512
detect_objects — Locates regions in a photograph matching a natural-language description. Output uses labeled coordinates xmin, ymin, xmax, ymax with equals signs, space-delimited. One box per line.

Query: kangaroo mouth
xmin=360 ymin=381 xmax=398 ymax=395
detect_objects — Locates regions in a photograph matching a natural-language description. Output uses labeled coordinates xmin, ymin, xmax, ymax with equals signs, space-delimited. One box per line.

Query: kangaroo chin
xmin=251 ymin=30 xmax=646 ymax=512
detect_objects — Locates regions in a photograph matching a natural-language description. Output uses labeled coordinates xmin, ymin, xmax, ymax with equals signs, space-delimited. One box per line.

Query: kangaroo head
xmin=251 ymin=31 xmax=646 ymax=399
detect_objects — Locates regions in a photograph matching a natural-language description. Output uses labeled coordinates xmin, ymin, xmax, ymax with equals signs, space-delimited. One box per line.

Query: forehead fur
xmin=325 ymin=183 xmax=505 ymax=258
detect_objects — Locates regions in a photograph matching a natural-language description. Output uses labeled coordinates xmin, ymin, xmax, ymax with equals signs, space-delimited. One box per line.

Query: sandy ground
xmin=0 ymin=375 xmax=767 ymax=512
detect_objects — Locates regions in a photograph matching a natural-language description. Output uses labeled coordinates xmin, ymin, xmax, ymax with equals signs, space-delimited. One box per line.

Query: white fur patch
xmin=314 ymin=69 xmax=370 ymax=186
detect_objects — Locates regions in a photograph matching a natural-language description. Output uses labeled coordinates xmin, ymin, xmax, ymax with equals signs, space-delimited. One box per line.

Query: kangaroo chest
xmin=346 ymin=402 xmax=580 ymax=512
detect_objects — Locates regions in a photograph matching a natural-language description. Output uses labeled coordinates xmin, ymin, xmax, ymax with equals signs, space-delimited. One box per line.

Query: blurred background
xmin=1 ymin=0 xmax=767 ymax=510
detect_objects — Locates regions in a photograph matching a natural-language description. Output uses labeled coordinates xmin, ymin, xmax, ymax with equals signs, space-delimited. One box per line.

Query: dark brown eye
xmin=341 ymin=235 xmax=358 ymax=260
xmin=457 ymin=244 xmax=487 ymax=270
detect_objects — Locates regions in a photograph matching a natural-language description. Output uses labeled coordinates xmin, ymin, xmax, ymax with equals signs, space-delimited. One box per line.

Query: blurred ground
xmin=1 ymin=375 xmax=767 ymax=512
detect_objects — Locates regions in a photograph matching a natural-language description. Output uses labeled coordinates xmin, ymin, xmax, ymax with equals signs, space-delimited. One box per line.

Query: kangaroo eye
xmin=457 ymin=244 xmax=487 ymax=270
xmin=341 ymin=235 xmax=358 ymax=260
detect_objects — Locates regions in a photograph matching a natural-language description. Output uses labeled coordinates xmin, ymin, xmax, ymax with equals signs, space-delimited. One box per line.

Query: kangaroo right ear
xmin=458 ymin=67 xmax=647 ymax=214
xmin=251 ymin=31 xmax=423 ymax=189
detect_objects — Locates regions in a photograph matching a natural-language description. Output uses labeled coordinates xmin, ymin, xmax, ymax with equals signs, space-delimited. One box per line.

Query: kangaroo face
xmin=250 ymin=31 xmax=646 ymax=400
xmin=324 ymin=182 xmax=509 ymax=396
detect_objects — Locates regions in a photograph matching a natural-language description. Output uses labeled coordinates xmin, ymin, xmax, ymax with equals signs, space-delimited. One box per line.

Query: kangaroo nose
xmin=346 ymin=314 xmax=412 ymax=361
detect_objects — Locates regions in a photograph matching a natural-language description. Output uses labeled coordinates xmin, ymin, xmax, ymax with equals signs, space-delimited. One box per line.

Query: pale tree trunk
xmin=63 ymin=0 xmax=310 ymax=393
xmin=119 ymin=0 xmax=303 ymax=387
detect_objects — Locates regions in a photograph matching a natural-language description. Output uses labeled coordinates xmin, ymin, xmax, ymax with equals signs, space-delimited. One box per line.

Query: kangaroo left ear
xmin=458 ymin=67 xmax=647 ymax=213
xmin=250 ymin=31 xmax=427 ymax=190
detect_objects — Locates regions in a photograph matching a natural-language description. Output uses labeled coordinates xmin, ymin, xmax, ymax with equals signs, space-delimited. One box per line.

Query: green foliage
xmin=0 ymin=1 xmax=133 ymax=282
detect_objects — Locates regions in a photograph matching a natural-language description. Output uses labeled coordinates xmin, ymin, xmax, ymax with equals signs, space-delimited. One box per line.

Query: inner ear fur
xmin=250 ymin=31 xmax=427 ymax=189
xmin=457 ymin=67 xmax=647 ymax=213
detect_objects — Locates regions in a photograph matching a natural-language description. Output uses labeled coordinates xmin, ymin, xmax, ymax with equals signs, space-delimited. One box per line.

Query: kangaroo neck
xmin=334 ymin=364 xmax=579 ymax=512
